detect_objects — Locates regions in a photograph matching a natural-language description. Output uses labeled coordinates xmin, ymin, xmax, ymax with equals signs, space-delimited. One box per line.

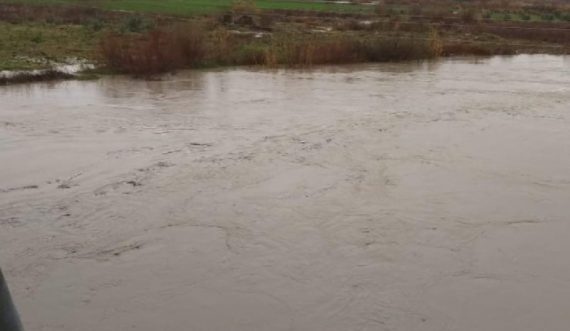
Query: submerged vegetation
xmin=0 ymin=0 xmax=570 ymax=81
xmin=0 ymin=68 xmax=73 ymax=85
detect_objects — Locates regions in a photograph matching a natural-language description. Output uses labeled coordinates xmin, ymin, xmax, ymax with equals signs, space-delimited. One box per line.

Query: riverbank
xmin=0 ymin=2 xmax=569 ymax=83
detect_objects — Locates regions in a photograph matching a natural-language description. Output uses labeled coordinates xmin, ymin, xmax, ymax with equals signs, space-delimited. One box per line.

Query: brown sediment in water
xmin=1 ymin=55 xmax=570 ymax=331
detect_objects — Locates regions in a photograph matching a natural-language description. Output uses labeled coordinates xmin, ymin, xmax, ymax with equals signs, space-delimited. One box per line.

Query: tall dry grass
xmin=360 ymin=31 xmax=442 ymax=62
xmin=278 ymin=36 xmax=361 ymax=66
xmin=276 ymin=31 xmax=442 ymax=67
xmin=98 ymin=23 xmax=206 ymax=77
xmin=98 ymin=25 xmax=446 ymax=75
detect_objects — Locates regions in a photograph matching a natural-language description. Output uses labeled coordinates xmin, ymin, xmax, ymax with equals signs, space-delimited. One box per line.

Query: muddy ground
xmin=1 ymin=55 xmax=570 ymax=331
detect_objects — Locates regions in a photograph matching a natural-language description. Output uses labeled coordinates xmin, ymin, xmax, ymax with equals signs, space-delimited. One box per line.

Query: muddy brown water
xmin=1 ymin=55 xmax=570 ymax=331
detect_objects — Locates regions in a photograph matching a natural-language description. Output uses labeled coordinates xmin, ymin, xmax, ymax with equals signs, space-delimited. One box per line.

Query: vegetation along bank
xmin=0 ymin=0 xmax=569 ymax=83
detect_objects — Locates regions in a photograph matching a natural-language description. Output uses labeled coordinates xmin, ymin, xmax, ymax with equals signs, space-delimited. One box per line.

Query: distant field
xmin=3 ymin=0 xmax=569 ymax=22
xmin=0 ymin=0 xmax=373 ymax=15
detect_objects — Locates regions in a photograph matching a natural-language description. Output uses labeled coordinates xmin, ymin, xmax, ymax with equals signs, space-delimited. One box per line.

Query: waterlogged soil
xmin=1 ymin=55 xmax=570 ymax=331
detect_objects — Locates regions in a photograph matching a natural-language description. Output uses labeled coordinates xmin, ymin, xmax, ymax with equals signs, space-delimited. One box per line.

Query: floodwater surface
xmin=1 ymin=55 xmax=570 ymax=331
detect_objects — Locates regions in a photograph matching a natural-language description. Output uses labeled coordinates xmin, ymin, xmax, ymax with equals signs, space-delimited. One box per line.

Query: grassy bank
xmin=98 ymin=25 xmax=444 ymax=76
xmin=0 ymin=0 xmax=370 ymax=15
xmin=96 ymin=18 xmax=568 ymax=78
xmin=0 ymin=1 xmax=569 ymax=82
xmin=0 ymin=21 xmax=101 ymax=70
xmin=3 ymin=0 xmax=570 ymax=21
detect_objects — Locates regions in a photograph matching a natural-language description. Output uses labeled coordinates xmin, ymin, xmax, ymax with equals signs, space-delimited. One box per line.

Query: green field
xmin=0 ymin=0 xmax=373 ymax=15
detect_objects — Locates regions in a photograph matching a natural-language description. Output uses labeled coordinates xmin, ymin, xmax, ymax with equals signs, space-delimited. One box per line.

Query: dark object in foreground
xmin=0 ymin=267 xmax=24 ymax=331
xmin=0 ymin=69 xmax=73 ymax=86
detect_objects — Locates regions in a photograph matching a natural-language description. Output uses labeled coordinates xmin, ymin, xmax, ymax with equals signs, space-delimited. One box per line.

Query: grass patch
xmin=0 ymin=21 xmax=103 ymax=70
